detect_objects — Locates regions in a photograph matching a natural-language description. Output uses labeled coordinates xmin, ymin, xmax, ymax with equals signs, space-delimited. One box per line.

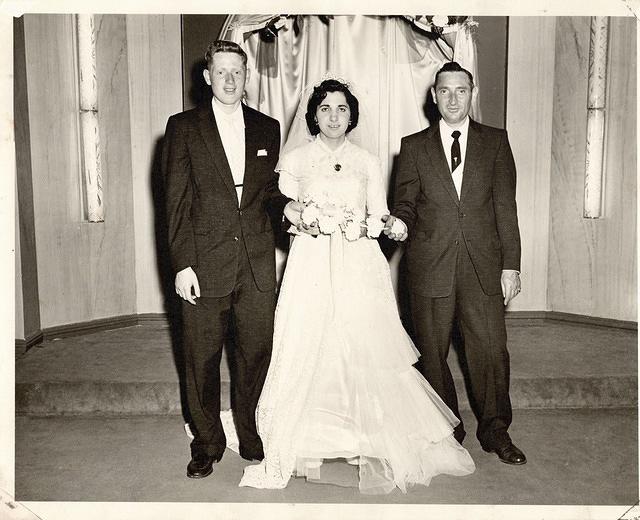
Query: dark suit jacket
xmin=162 ymin=102 xmax=289 ymax=297
xmin=393 ymin=119 xmax=521 ymax=298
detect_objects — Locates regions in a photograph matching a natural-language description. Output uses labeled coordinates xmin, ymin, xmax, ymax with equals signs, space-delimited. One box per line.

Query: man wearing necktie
xmin=163 ymin=40 xmax=292 ymax=479
xmin=384 ymin=61 xmax=525 ymax=465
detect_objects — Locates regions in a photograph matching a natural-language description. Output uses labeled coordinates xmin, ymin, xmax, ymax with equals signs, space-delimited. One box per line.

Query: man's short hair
xmin=205 ymin=40 xmax=248 ymax=68
xmin=434 ymin=61 xmax=474 ymax=89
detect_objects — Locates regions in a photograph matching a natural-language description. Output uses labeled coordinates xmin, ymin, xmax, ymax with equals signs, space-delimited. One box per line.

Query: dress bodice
xmin=277 ymin=137 xmax=388 ymax=218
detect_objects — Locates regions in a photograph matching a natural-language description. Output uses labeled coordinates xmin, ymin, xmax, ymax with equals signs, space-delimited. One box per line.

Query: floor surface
xmin=15 ymin=409 xmax=637 ymax=505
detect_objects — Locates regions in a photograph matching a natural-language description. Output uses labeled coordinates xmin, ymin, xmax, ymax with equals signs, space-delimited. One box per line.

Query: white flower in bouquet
xmin=365 ymin=216 xmax=385 ymax=238
xmin=390 ymin=217 xmax=406 ymax=235
xmin=316 ymin=202 xmax=342 ymax=233
xmin=300 ymin=192 xmax=365 ymax=238
xmin=432 ymin=15 xmax=449 ymax=27
xmin=342 ymin=220 xmax=362 ymax=241
xmin=317 ymin=214 xmax=339 ymax=234
xmin=301 ymin=204 xmax=321 ymax=226
xmin=342 ymin=207 xmax=354 ymax=221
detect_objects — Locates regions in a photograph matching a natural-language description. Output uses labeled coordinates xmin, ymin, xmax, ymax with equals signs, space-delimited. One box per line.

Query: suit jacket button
xmin=239 ymin=210 xmax=243 ymax=216
xmin=234 ymin=236 xmax=239 ymax=241
xmin=454 ymin=239 xmax=459 ymax=245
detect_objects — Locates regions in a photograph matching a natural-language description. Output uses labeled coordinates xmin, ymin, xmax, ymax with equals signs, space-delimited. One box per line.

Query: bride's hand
xmin=284 ymin=200 xmax=303 ymax=224
xmin=285 ymin=201 xmax=320 ymax=236
xmin=300 ymin=221 xmax=320 ymax=236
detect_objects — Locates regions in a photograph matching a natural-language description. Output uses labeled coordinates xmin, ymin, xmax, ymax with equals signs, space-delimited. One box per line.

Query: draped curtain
xmin=224 ymin=15 xmax=480 ymax=181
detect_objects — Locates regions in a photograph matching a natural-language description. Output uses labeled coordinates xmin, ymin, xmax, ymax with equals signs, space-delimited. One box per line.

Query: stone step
xmin=15 ymin=321 xmax=637 ymax=415
xmin=15 ymin=375 xmax=638 ymax=416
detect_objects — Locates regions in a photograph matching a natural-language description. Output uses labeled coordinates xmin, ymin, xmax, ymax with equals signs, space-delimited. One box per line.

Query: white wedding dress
xmin=239 ymin=137 xmax=475 ymax=494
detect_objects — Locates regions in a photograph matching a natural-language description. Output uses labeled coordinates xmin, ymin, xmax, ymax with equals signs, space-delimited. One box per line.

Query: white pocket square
xmin=257 ymin=149 xmax=268 ymax=156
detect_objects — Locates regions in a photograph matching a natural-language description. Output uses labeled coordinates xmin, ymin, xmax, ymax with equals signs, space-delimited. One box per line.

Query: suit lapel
xmin=240 ymin=105 xmax=260 ymax=210
xmin=196 ymin=103 xmax=236 ymax=198
xmin=424 ymin=124 xmax=460 ymax=206
xmin=459 ymin=119 xmax=484 ymax=202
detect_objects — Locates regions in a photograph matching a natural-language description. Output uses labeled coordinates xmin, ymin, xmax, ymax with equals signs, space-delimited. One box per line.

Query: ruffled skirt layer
xmin=239 ymin=234 xmax=475 ymax=493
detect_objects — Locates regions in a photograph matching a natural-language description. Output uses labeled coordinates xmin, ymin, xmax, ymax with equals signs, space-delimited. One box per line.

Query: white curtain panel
xmin=224 ymin=14 xmax=480 ymax=182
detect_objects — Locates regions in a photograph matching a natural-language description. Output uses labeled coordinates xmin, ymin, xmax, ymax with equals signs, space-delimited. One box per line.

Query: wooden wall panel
xmin=475 ymin=16 xmax=507 ymax=129
xmin=548 ymin=17 xmax=636 ymax=321
xmin=15 ymin=182 xmax=24 ymax=341
xmin=127 ymin=15 xmax=183 ymax=314
xmin=94 ymin=14 xmax=137 ymax=315
xmin=597 ymin=17 xmax=637 ymax=320
xmin=505 ymin=17 xmax=557 ymax=311
xmin=24 ymin=14 xmax=136 ymax=328
xmin=13 ymin=16 xmax=41 ymax=340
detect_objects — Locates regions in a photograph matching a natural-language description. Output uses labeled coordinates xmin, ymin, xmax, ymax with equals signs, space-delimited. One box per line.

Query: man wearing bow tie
xmin=163 ymin=40 xmax=291 ymax=478
xmin=384 ymin=61 xmax=525 ymax=465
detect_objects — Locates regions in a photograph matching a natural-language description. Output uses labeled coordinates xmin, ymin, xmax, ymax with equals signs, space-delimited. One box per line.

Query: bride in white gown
xmin=239 ymin=78 xmax=475 ymax=494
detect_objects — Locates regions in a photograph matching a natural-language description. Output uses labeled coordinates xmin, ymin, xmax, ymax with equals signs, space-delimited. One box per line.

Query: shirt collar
xmin=211 ymin=97 xmax=244 ymax=126
xmin=315 ymin=135 xmax=349 ymax=156
xmin=439 ymin=117 xmax=470 ymax=139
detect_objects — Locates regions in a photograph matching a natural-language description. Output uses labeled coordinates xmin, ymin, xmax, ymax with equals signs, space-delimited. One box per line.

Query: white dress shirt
xmin=439 ymin=117 xmax=469 ymax=199
xmin=212 ymin=98 xmax=245 ymax=205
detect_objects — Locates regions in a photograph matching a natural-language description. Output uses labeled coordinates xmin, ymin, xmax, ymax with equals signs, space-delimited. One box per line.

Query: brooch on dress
xmin=334 ymin=163 xmax=341 ymax=172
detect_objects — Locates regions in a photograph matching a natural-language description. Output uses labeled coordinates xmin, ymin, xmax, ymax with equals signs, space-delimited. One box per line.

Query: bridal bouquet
xmin=300 ymin=192 xmax=385 ymax=240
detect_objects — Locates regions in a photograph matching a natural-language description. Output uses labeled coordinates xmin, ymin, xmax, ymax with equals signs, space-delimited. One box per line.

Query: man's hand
xmin=382 ymin=215 xmax=408 ymax=241
xmin=501 ymin=270 xmax=521 ymax=306
xmin=175 ymin=266 xmax=200 ymax=305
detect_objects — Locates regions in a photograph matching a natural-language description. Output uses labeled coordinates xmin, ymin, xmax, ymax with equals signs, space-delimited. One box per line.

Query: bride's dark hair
xmin=305 ymin=79 xmax=360 ymax=136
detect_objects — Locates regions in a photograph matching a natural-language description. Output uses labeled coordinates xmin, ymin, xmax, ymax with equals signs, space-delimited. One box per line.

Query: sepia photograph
xmin=3 ymin=1 xmax=638 ymax=519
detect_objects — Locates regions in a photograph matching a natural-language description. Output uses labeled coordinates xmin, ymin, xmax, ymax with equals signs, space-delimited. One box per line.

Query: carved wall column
xmin=583 ymin=16 xmax=609 ymax=218
xmin=76 ymin=14 xmax=104 ymax=222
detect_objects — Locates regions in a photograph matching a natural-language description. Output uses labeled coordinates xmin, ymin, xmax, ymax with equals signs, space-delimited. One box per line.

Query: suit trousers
xmin=181 ymin=242 xmax=275 ymax=458
xmin=410 ymin=243 xmax=513 ymax=450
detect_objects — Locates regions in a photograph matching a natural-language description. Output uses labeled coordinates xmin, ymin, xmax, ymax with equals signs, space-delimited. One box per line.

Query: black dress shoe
xmin=239 ymin=446 xmax=264 ymax=462
xmin=187 ymin=453 xmax=217 ymax=478
xmin=491 ymin=443 xmax=527 ymax=465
